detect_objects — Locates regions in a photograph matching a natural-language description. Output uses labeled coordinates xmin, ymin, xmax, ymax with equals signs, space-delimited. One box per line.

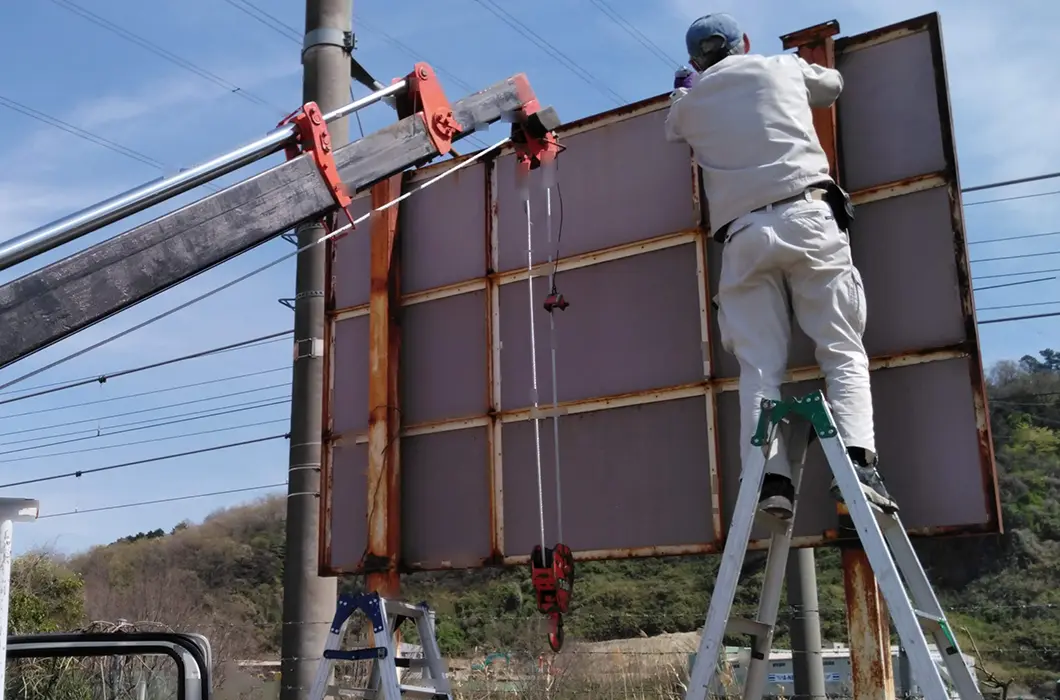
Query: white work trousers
xmin=716 ymin=192 xmax=874 ymax=479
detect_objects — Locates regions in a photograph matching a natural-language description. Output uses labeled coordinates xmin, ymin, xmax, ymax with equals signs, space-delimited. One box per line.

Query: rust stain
xmin=365 ymin=173 xmax=405 ymax=594
xmin=318 ymin=208 xmax=338 ymax=576
xmin=483 ymin=158 xmax=504 ymax=563
xmin=850 ymin=171 xmax=947 ymax=206
xmin=843 ymin=550 xmax=895 ymax=700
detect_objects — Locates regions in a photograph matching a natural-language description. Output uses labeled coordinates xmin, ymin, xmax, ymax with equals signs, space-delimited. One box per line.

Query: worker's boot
xmin=758 ymin=473 xmax=795 ymax=520
xmin=828 ymin=447 xmax=899 ymax=513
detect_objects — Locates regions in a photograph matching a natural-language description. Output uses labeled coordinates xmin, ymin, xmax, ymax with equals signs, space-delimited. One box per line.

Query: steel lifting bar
xmin=0 ymin=80 xmax=408 ymax=273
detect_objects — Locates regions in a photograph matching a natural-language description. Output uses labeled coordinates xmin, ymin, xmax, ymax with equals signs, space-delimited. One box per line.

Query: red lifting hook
xmin=530 ymin=543 xmax=574 ymax=652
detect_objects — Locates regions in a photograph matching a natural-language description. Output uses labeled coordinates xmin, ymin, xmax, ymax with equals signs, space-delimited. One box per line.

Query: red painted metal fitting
xmin=530 ymin=543 xmax=575 ymax=652
xmin=277 ymin=101 xmax=354 ymax=214
xmin=394 ymin=62 xmax=464 ymax=156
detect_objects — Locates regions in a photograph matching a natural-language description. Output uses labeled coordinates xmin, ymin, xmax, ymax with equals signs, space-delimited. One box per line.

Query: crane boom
xmin=0 ymin=70 xmax=558 ymax=372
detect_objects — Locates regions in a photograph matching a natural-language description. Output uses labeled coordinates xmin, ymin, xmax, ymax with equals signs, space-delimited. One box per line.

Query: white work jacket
xmin=664 ymin=52 xmax=843 ymax=234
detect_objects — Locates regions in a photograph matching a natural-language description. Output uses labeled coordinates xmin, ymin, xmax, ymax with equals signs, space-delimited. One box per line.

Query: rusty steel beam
xmin=785 ymin=19 xmax=897 ymax=700
xmin=364 ymin=173 xmax=405 ymax=598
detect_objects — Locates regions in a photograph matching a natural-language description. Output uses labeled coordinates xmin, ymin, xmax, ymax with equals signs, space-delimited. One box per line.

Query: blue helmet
xmin=685 ymin=13 xmax=744 ymax=71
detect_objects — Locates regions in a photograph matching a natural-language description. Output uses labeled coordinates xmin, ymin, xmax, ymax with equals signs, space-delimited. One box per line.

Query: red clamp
xmin=508 ymin=75 xmax=563 ymax=175
xmin=530 ymin=543 xmax=574 ymax=652
xmin=543 ymin=291 xmax=569 ymax=313
xmin=277 ymin=102 xmax=354 ymax=236
xmin=393 ymin=62 xmax=463 ymax=156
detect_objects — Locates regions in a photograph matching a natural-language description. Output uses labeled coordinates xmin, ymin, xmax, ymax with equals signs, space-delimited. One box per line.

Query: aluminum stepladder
xmin=685 ymin=390 xmax=983 ymax=700
xmin=308 ymin=592 xmax=452 ymax=700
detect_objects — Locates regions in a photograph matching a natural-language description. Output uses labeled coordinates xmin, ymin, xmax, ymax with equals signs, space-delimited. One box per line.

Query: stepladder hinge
xmin=751 ymin=390 xmax=838 ymax=447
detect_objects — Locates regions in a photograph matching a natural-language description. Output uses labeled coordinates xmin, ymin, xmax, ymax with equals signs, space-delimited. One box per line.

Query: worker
xmin=664 ymin=13 xmax=897 ymax=520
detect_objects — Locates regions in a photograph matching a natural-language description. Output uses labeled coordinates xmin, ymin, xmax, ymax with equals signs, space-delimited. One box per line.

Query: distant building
xmin=692 ymin=643 xmax=979 ymax=698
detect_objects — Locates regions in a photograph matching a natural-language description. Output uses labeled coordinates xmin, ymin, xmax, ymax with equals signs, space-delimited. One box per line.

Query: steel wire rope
xmin=0 ymin=330 xmax=292 ymax=403
xmin=524 ymin=196 xmax=547 ymax=555
xmin=0 ymin=397 xmax=289 ymax=456
xmin=0 ymin=434 xmax=289 ymax=489
xmin=0 ymin=366 xmax=289 ymax=419
xmin=0 ymin=417 xmax=290 ymax=464
xmin=0 ymin=384 xmax=291 ymax=442
xmin=46 ymin=0 xmax=286 ymax=115
xmin=0 ymin=138 xmax=512 ymax=396
xmin=544 ymin=183 xmax=564 ymax=542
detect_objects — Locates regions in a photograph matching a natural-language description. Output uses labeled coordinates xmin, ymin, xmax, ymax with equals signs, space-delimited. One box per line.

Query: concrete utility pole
xmin=279 ymin=0 xmax=351 ymax=697
xmin=786 ymin=548 xmax=827 ymax=699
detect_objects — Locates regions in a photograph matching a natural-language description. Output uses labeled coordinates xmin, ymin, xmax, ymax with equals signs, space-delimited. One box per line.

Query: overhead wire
xmin=0 ymin=434 xmax=289 ymax=489
xmin=968 ymin=230 xmax=1060 ymax=245
xmin=962 ymin=169 xmax=1060 ymax=194
xmin=964 ymin=188 xmax=1060 ymax=207
xmin=38 ymin=482 xmax=288 ymax=519
xmin=0 ymin=366 xmax=288 ymax=419
xmin=0 ymin=384 xmax=290 ymax=440
xmin=0 ymin=397 xmax=289 ymax=456
xmin=0 ymin=418 xmax=290 ymax=465
xmin=974 ymin=276 xmax=1055 ymax=291
xmin=585 ymin=0 xmax=681 ymax=68
xmin=46 ymin=0 xmax=286 ymax=116
xmin=470 ymin=0 xmax=628 ymax=107
xmin=0 ymin=329 xmax=291 ymax=404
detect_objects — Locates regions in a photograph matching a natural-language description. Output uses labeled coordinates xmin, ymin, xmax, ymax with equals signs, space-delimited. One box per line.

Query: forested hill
xmin=11 ymin=351 xmax=1060 ymax=693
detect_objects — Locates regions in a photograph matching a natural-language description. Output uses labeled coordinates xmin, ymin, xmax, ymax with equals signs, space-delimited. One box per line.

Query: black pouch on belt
xmin=823 ymin=181 xmax=855 ymax=232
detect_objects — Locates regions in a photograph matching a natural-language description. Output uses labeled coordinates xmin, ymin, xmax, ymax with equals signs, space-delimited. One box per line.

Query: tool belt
xmin=712 ymin=181 xmax=854 ymax=244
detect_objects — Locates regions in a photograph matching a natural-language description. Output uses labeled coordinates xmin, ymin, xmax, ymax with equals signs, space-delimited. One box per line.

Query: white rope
xmin=0 ymin=136 xmax=513 ymax=393
xmin=544 ymin=186 xmax=564 ymax=542
xmin=525 ymin=197 xmax=547 ymax=556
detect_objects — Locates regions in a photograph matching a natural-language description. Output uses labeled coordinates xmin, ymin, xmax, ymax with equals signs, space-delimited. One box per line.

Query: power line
xmin=0 ymin=418 xmax=290 ymax=464
xmin=978 ymin=300 xmax=1060 ymax=312
xmin=0 ymin=366 xmax=288 ymax=420
xmin=38 ymin=482 xmax=287 ymax=519
xmin=976 ymin=267 xmax=1060 ymax=281
xmin=964 ymin=188 xmax=1060 ymax=207
xmin=969 ymin=230 xmax=1060 ymax=245
xmin=0 ymin=95 xmax=165 ymax=170
xmin=586 ymin=0 xmax=680 ymax=68
xmin=972 ymin=249 xmax=1060 ymax=264
xmin=470 ymin=0 xmax=628 ymax=106
xmin=975 ymin=276 xmax=1056 ymax=291
xmin=0 ymin=384 xmax=290 ymax=440
xmin=962 ymin=169 xmax=1060 ymax=194
xmin=979 ymin=310 xmax=1060 ymax=326
xmin=0 ymin=434 xmax=289 ymax=489
xmin=0 ymin=396 xmax=289 ymax=456
xmin=0 ymin=329 xmax=292 ymax=403
xmin=220 ymin=0 xmax=300 ymax=42
xmin=46 ymin=0 xmax=286 ymax=115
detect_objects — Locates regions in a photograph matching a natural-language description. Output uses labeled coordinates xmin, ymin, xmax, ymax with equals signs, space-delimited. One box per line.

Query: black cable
xmin=0 ymin=418 xmax=290 ymax=464
xmin=0 ymin=434 xmax=289 ymax=489
xmin=976 ymin=267 xmax=1060 ymax=281
xmin=964 ymin=188 xmax=1060 ymax=207
xmin=38 ymin=482 xmax=288 ymax=519
xmin=972 ymin=249 xmax=1060 ymax=264
xmin=46 ymin=0 xmax=286 ymax=115
xmin=975 ymin=276 xmax=1055 ymax=291
xmin=0 ymin=384 xmax=290 ymax=440
xmin=0 ymin=366 xmax=288 ymax=420
xmin=0 ymin=397 xmax=289 ymax=456
xmin=978 ymin=299 xmax=1060 ymax=311
xmin=586 ymin=0 xmax=680 ymax=68
xmin=0 ymin=330 xmax=291 ymax=407
xmin=220 ymin=0 xmax=300 ymax=42
xmin=470 ymin=0 xmax=628 ymax=106
xmin=968 ymin=230 xmax=1060 ymax=245
xmin=962 ymin=169 xmax=1060 ymax=194
xmin=979 ymin=310 xmax=1060 ymax=325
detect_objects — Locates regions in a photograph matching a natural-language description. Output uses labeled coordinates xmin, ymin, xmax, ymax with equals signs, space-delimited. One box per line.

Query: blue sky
xmin=0 ymin=0 xmax=1058 ymax=555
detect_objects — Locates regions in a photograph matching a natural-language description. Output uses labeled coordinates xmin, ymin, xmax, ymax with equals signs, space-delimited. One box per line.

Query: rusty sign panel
xmin=319 ymin=12 xmax=1001 ymax=576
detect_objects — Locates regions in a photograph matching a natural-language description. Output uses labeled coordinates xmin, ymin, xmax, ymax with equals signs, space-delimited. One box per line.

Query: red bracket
xmin=531 ymin=543 xmax=574 ymax=652
xmin=508 ymin=75 xmax=563 ymax=175
xmin=277 ymin=101 xmax=354 ymax=236
xmin=393 ymin=62 xmax=463 ymax=156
